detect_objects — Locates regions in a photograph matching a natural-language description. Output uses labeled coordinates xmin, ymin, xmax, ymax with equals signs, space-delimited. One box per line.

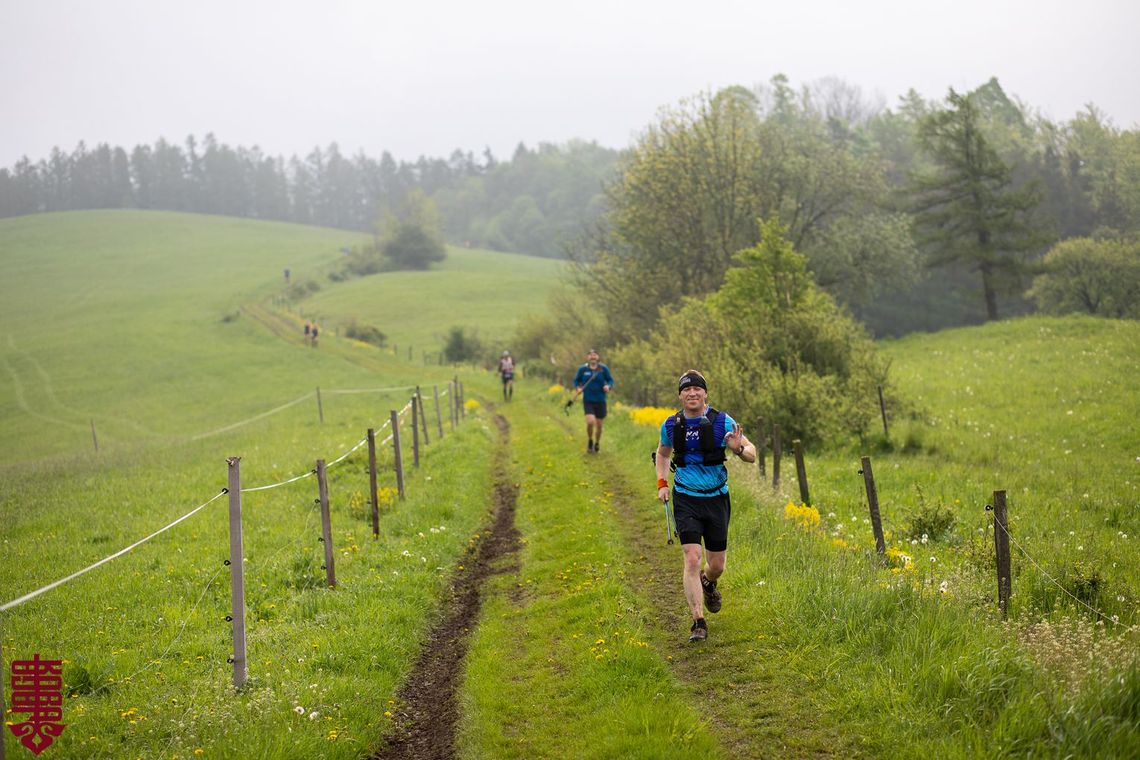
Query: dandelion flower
xmin=294 ymin=706 xmax=305 ymax=715
xmin=309 ymin=711 xmax=320 ymax=720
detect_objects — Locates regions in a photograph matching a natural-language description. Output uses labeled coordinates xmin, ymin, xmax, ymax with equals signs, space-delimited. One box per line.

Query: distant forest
xmin=0 ymin=135 xmax=619 ymax=259
xmin=2 ymin=76 xmax=1137 ymax=335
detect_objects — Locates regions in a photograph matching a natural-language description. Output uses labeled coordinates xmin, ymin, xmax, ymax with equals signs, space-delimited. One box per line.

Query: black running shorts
xmin=583 ymin=400 xmax=607 ymax=419
xmin=672 ymin=490 xmax=731 ymax=552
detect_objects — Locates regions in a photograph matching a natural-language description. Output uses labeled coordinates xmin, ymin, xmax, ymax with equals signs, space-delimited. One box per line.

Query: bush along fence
xmin=749 ymin=430 xmax=1122 ymax=628
xmin=0 ymin=377 xmax=470 ymax=697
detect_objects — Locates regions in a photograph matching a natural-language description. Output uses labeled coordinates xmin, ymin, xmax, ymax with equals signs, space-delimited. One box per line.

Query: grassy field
xmin=802 ymin=315 xmax=1140 ymax=625
xmin=1 ymin=211 xmax=1137 ymax=757
xmin=302 ymin=246 xmax=566 ymax=357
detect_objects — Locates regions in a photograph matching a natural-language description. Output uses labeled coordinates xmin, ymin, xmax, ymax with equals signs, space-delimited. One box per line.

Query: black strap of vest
xmin=671 ymin=407 xmax=726 ymax=468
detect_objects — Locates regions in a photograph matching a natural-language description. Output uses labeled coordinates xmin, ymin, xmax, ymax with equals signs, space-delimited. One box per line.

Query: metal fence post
xmin=226 ymin=457 xmax=248 ymax=689
xmin=316 ymin=460 xmax=336 ymax=588
xmin=368 ymin=428 xmax=379 ymax=538
xmin=433 ymin=384 xmax=444 ymax=439
xmin=391 ymin=410 xmax=405 ymax=500
xmin=411 ymin=395 xmax=420 ymax=467
xmin=417 ymin=386 xmax=430 ymax=445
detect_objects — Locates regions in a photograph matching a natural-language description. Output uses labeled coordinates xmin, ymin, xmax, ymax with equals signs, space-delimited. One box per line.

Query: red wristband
xmin=657 ymin=478 xmax=668 ymax=489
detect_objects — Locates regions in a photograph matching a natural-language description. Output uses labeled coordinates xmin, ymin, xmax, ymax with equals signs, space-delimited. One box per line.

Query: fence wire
xmin=1 ymin=489 xmax=229 ymax=612
xmin=993 ymin=518 xmax=1119 ymax=624
xmin=3 ymin=379 xmax=450 ymax=612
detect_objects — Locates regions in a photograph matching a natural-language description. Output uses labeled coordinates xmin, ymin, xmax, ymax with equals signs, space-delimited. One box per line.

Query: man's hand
xmin=725 ymin=426 xmax=745 ymax=455
xmin=602 ymin=384 xmax=611 ymax=393
xmin=658 ymin=486 xmax=669 ymax=503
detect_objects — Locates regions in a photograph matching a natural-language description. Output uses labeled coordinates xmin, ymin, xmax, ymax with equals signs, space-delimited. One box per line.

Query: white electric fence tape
xmin=1 ymin=489 xmax=229 ymax=612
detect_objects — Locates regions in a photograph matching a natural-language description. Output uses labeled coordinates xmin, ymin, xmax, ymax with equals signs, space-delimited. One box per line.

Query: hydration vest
xmin=670 ymin=407 xmax=727 ymax=469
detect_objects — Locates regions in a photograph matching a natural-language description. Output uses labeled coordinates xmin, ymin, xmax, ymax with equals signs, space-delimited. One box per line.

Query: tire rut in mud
xmin=372 ymin=414 xmax=520 ymax=760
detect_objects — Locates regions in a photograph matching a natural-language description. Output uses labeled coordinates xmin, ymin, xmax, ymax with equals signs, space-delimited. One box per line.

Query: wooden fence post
xmin=411 ymin=395 xmax=420 ymax=467
xmin=316 ymin=460 xmax=336 ymax=588
xmin=417 ymin=386 xmax=430 ymax=445
xmin=367 ymin=428 xmax=379 ymax=538
xmin=859 ymin=456 xmax=886 ymax=555
xmin=316 ymin=386 xmax=324 ymax=424
xmin=91 ymin=418 xmax=99 ymax=453
xmin=878 ymin=385 xmax=889 ymax=438
xmin=756 ymin=418 xmax=765 ymax=478
xmin=792 ymin=439 xmax=811 ymax=506
xmin=226 ymin=457 xmax=248 ymax=689
xmin=433 ymin=384 xmax=444 ymax=439
xmin=771 ymin=424 xmax=782 ymax=489
xmin=391 ymin=410 xmax=405 ymax=500
xmin=991 ymin=490 xmax=1011 ymax=619
xmin=459 ymin=381 xmax=466 ymax=418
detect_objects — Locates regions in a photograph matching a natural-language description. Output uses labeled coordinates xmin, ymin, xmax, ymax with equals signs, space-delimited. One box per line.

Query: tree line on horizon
xmin=1 ymin=75 xmax=1136 ymax=338
xmin=0 ymin=134 xmax=619 ymax=259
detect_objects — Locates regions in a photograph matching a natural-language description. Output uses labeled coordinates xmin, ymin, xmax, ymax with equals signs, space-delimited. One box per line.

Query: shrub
xmin=614 ymin=219 xmax=887 ymax=445
xmin=343 ymin=320 xmax=387 ymax=347
xmin=906 ymin=484 xmax=956 ymax=541
xmin=443 ymin=326 xmax=483 ymax=363
xmin=1027 ymin=236 xmax=1140 ymax=318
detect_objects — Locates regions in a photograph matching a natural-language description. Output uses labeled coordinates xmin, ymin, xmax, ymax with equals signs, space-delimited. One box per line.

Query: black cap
xmin=678 ymin=371 xmax=707 ymax=393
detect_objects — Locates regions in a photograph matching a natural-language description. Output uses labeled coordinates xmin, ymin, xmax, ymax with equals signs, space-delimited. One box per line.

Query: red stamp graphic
xmin=8 ymin=654 xmax=66 ymax=755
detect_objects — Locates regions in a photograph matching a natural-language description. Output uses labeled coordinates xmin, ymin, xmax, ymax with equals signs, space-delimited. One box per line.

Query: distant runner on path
xmin=572 ymin=349 xmax=614 ymax=454
xmin=655 ymin=370 xmax=755 ymax=643
xmin=498 ymin=350 xmax=515 ymax=401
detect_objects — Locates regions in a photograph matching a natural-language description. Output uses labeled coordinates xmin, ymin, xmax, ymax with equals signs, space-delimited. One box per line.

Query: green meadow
xmin=1 ymin=211 xmax=1137 ymax=758
xmin=303 ymin=246 xmax=566 ymax=355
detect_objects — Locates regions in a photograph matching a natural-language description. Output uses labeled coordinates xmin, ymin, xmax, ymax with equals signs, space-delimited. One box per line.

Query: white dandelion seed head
xmin=294 ymin=706 xmax=304 ymax=715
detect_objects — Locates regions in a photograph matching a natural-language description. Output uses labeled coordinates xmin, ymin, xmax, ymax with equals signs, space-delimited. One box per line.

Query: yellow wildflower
xmin=628 ymin=406 xmax=677 ymax=427
xmin=783 ymin=502 xmax=821 ymax=530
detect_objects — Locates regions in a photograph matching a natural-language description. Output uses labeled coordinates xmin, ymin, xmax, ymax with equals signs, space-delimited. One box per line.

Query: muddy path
xmin=372 ymin=414 xmax=520 ymax=760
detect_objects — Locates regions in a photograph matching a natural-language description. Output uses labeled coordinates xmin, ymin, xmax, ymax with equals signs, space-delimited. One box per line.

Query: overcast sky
xmin=2 ymin=0 xmax=1138 ymax=167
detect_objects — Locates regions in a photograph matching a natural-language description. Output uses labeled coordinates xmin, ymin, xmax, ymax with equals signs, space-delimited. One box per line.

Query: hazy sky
xmin=3 ymin=0 xmax=1138 ymax=167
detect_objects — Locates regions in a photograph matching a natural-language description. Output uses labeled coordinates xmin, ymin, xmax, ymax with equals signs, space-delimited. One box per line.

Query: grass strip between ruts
xmin=457 ymin=400 xmax=722 ymax=759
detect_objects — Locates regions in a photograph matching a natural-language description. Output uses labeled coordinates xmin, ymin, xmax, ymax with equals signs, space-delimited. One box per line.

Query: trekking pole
xmin=662 ymin=496 xmax=676 ymax=545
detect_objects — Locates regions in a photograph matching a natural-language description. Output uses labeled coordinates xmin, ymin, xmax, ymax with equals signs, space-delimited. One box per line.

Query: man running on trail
xmin=498 ymin=350 xmax=515 ymax=401
xmin=572 ymin=349 xmax=614 ymax=453
xmin=655 ymin=370 xmax=756 ymax=643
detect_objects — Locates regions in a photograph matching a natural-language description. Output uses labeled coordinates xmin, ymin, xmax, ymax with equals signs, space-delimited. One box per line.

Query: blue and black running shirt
xmin=660 ymin=407 xmax=737 ymax=497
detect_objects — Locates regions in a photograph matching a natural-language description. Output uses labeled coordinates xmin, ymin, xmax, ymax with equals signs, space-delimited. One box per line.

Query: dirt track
xmin=372 ymin=414 xmax=519 ymax=760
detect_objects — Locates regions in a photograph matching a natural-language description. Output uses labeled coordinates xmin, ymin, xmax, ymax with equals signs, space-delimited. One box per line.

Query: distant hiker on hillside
xmin=304 ymin=321 xmax=311 ymax=341
xmin=498 ymin=350 xmax=515 ymax=401
xmin=571 ymin=349 xmax=614 ymax=453
xmin=654 ymin=370 xmax=755 ymax=643
xmin=310 ymin=323 xmax=319 ymax=347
